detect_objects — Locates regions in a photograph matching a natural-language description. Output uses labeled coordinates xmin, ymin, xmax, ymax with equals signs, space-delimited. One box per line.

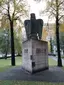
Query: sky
xmin=27 ymin=0 xmax=55 ymax=23
xmin=27 ymin=0 xmax=48 ymax=23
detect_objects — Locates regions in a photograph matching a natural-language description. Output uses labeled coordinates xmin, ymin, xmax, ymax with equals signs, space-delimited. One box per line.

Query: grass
xmin=48 ymin=58 xmax=57 ymax=66
xmin=61 ymin=56 xmax=64 ymax=58
xmin=0 ymin=81 xmax=64 ymax=85
xmin=0 ymin=57 xmax=57 ymax=72
xmin=0 ymin=56 xmax=22 ymax=66
xmin=0 ymin=56 xmax=22 ymax=72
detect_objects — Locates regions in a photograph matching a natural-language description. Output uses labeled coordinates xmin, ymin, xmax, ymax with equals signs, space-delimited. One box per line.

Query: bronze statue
xmin=24 ymin=13 xmax=43 ymax=40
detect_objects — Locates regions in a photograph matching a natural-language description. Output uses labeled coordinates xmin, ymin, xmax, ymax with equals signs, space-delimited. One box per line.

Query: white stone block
xmin=22 ymin=39 xmax=49 ymax=73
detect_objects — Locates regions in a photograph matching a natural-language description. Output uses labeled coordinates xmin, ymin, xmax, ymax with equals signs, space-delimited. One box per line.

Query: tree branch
xmin=4 ymin=13 xmax=8 ymax=16
xmin=1 ymin=6 xmax=8 ymax=11
xmin=58 ymin=1 xmax=64 ymax=6
xmin=51 ymin=6 xmax=56 ymax=12
xmin=7 ymin=1 xmax=11 ymax=21
xmin=59 ymin=15 xmax=64 ymax=21
xmin=13 ymin=14 xmax=24 ymax=20
xmin=14 ymin=9 xmax=23 ymax=16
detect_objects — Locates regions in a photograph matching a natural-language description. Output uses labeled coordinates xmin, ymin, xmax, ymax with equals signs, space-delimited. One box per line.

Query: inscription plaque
xmin=24 ymin=49 xmax=28 ymax=53
xmin=36 ymin=48 xmax=46 ymax=54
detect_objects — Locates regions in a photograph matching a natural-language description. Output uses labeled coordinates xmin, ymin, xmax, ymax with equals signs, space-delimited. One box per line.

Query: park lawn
xmin=0 ymin=57 xmax=57 ymax=72
xmin=0 ymin=56 xmax=22 ymax=72
xmin=61 ymin=56 xmax=64 ymax=58
xmin=0 ymin=56 xmax=22 ymax=66
xmin=48 ymin=58 xmax=57 ymax=66
xmin=0 ymin=81 xmax=64 ymax=85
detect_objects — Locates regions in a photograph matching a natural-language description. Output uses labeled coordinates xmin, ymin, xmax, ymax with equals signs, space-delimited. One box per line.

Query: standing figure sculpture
xmin=24 ymin=13 xmax=43 ymax=40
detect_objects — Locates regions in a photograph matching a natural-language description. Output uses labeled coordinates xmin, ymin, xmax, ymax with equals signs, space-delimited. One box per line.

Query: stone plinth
xmin=22 ymin=39 xmax=49 ymax=73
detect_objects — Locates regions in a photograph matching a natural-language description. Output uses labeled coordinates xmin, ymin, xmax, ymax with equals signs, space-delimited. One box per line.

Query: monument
xmin=22 ymin=13 xmax=48 ymax=73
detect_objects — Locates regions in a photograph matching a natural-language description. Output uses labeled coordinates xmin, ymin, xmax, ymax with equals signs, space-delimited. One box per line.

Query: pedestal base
xmin=22 ymin=39 xmax=49 ymax=73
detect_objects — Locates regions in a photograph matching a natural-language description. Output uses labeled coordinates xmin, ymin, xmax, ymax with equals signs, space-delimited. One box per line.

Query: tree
xmin=0 ymin=0 xmax=29 ymax=66
xmin=35 ymin=0 xmax=64 ymax=66
xmin=56 ymin=0 xmax=62 ymax=66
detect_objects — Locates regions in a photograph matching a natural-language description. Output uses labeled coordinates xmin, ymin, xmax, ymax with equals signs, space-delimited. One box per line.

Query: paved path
xmin=0 ymin=66 xmax=64 ymax=82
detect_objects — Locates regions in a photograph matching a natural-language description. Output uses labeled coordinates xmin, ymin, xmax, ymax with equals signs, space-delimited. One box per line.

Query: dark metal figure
xmin=24 ymin=13 xmax=43 ymax=40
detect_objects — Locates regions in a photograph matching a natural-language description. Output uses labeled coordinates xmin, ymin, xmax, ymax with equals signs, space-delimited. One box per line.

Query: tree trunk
xmin=50 ymin=37 xmax=53 ymax=53
xmin=10 ymin=21 xmax=15 ymax=66
xmin=56 ymin=0 xmax=62 ymax=67
xmin=4 ymin=51 xmax=7 ymax=59
xmin=63 ymin=50 xmax=64 ymax=55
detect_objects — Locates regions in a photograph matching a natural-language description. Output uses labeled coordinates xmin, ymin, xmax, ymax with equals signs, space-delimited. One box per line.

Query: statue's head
xmin=30 ymin=13 xmax=36 ymax=19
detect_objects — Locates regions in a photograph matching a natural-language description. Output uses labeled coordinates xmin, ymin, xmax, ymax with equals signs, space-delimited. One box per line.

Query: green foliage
xmin=59 ymin=32 xmax=64 ymax=52
xmin=0 ymin=29 xmax=11 ymax=56
xmin=14 ymin=26 xmax=22 ymax=55
xmin=52 ymin=31 xmax=64 ymax=53
xmin=1 ymin=16 xmax=10 ymax=29
xmin=14 ymin=35 xmax=22 ymax=55
xmin=0 ymin=28 xmax=22 ymax=56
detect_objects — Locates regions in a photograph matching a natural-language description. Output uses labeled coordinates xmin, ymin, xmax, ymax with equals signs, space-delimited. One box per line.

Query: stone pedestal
xmin=22 ymin=39 xmax=49 ymax=73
